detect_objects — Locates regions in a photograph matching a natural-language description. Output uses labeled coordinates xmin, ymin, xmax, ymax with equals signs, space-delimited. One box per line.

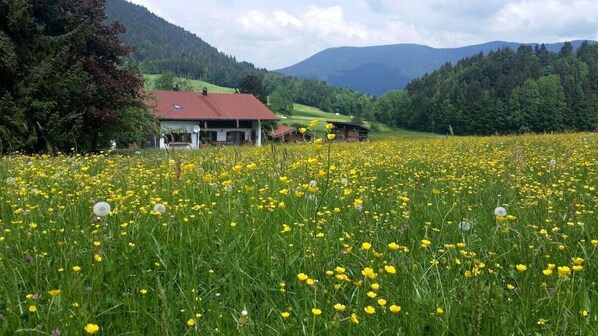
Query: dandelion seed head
xmin=494 ymin=206 xmax=507 ymax=217
xmin=153 ymin=203 xmax=166 ymax=214
xmin=459 ymin=221 xmax=472 ymax=231
xmin=93 ymin=201 xmax=111 ymax=217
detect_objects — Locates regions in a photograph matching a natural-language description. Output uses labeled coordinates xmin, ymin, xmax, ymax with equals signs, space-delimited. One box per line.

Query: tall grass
xmin=0 ymin=131 xmax=596 ymax=335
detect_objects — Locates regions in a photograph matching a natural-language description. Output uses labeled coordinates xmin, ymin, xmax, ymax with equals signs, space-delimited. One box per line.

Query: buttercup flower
xmin=333 ymin=303 xmax=346 ymax=312
xmin=84 ymin=323 xmax=100 ymax=334
xmin=48 ymin=289 xmax=61 ymax=297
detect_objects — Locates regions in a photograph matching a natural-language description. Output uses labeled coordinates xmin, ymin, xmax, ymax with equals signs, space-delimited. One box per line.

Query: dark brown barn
xmin=327 ymin=121 xmax=370 ymax=142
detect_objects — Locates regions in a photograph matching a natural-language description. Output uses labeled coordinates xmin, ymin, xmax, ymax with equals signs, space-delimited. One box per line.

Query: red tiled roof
xmin=148 ymin=90 xmax=278 ymax=121
xmin=268 ymin=125 xmax=296 ymax=137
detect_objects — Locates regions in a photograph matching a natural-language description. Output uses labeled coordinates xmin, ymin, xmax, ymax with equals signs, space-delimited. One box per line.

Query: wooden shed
xmin=268 ymin=125 xmax=311 ymax=143
xmin=327 ymin=121 xmax=370 ymax=142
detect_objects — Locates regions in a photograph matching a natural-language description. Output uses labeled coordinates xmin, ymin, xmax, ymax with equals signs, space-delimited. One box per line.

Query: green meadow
xmin=0 ymin=128 xmax=596 ymax=335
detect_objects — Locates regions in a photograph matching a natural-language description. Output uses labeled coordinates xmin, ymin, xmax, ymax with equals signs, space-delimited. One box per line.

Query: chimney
xmin=202 ymin=87 xmax=208 ymax=96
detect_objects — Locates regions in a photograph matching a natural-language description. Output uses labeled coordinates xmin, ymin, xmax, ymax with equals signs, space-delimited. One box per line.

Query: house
xmin=327 ymin=121 xmax=370 ymax=142
xmin=268 ymin=125 xmax=311 ymax=143
xmin=148 ymin=88 xmax=278 ymax=148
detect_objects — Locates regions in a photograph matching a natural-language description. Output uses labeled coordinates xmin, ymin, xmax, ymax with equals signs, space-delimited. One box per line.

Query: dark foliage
xmin=0 ymin=0 xmax=156 ymax=153
xmin=238 ymin=74 xmax=267 ymax=104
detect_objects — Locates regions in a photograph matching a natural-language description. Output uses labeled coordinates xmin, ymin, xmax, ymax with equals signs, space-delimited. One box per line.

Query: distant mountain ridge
xmin=276 ymin=41 xmax=596 ymax=96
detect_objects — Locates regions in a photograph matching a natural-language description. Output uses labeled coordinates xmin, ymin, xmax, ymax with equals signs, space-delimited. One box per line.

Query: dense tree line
xmin=263 ymin=73 xmax=376 ymax=120
xmin=0 ymin=0 xmax=156 ymax=153
xmin=375 ymin=42 xmax=598 ymax=134
xmin=105 ymin=0 xmax=267 ymax=88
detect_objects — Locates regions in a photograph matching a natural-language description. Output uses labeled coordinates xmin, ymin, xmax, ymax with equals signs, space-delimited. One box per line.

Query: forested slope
xmin=105 ymin=0 xmax=265 ymax=87
xmin=375 ymin=42 xmax=598 ymax=135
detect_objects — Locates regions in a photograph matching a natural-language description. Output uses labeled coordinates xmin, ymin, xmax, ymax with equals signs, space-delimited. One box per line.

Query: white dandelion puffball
xmin=309 ymin=180 xmax=317 ymax=188
xmin=93 ymin=201 xmax=111 ymax=217
xmin=459 ymin=221 xmax=472 ymax=231
xmin=549 ymin=159 xmax=556 ymax=167
xmin=5 ymin=177 xmax=16 ymax=185
xmin=340 ymin=177 xmax=349 ymax=186
xmin=153 ymin=203 xmax=166 ymax=214
xmin=494 ymin=206 xmax=507 ymax=217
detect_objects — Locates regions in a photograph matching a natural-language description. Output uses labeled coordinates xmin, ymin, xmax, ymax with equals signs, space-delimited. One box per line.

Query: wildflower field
xmin=0 ymin=128 xmax=596 ymax=335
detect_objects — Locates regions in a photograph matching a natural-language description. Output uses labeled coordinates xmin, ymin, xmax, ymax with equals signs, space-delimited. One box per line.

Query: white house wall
xmin=159 ymin=120 xmax=260 ymax=148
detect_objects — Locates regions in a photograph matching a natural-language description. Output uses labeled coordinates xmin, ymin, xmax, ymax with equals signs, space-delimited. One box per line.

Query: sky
xmin=126 ymin=0 xmax=598 ymax=70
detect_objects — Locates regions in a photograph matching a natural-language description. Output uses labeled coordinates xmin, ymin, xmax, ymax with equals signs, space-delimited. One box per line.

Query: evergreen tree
xmin=238 ymin=74 xmax=267 ymax=104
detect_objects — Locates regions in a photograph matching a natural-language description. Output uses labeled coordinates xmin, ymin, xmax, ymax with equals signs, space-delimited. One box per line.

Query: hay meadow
xmin=0 ymin=126 xmax=596 ymax=335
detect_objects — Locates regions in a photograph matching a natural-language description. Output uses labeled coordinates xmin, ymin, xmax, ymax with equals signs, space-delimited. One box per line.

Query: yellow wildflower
xmin=84 ymin=323 xmax=100 ymax=334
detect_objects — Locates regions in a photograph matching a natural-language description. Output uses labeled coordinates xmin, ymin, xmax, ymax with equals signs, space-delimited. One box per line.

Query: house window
xmin=173 ymin=104 xmax=182 ymax=109
xmin=164 ymin=132 xmax=190 ymax=144
xmin=200 ymin=131 xmax=217 ymax=144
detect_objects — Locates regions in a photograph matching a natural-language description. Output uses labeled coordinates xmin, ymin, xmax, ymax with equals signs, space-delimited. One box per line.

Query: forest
xmin=374 ymin=42 xmax=598 ymax=135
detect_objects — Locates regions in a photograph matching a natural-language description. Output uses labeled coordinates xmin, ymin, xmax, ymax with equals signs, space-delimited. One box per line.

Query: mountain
xmin=104 ymin=0 xmax=264 ymax=88
xmin=276 ymin=41 xmax=595 ymax=97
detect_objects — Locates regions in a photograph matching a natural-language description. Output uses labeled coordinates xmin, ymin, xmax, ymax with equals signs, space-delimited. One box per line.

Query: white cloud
xmin=492 ymin=0 xmax=598 ymax=37
xmin=273 ymin=11 xmax=303 ymax=29
xmin=303 ymin=6 xmax=368 ymax=42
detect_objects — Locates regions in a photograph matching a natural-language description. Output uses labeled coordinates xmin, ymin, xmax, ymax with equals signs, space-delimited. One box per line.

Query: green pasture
xmin=0 ymin=133 xmax=596 ymax=335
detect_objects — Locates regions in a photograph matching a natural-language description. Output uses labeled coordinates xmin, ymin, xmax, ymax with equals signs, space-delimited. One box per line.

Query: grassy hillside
xmin=144 ymin=74 xmax=236 ymax=93
xmin=143 ymin=75 xmax=435 ymax=139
